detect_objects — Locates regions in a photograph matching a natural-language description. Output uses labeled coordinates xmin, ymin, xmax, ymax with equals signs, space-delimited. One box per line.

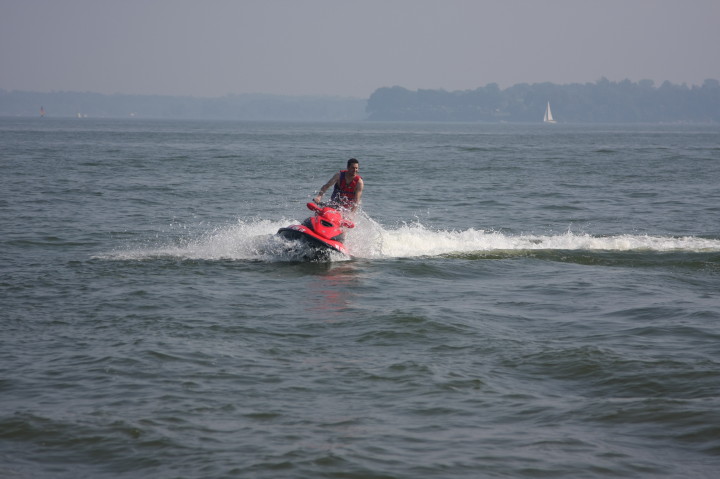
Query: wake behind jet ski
xmin=277 ymin=202 xmax=355 ymax=260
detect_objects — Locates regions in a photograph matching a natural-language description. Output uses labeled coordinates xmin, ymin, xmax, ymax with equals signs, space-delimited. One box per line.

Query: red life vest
xmin=330 ymin=170 xmax=362 ymax=206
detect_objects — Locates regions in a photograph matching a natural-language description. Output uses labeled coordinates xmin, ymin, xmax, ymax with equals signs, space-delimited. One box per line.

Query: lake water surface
xmin=1 ymin=118 xmax=719 ymax=478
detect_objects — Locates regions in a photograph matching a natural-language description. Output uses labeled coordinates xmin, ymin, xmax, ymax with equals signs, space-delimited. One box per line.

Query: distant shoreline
xmin=2 ymin=78 xmax=719 ymax=123
xmin=0 ymin=90 xmax=368 ymax=122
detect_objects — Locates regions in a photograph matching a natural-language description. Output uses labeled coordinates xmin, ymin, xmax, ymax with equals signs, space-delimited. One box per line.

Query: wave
xmin=373 ymin=224 xmax=720 ymax=258
xmin=97 ymin=214 xmax=720 ymax=262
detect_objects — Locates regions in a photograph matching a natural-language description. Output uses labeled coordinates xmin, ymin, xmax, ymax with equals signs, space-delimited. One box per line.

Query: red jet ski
xmin=277 ymin=202 xmax=355 ymax=260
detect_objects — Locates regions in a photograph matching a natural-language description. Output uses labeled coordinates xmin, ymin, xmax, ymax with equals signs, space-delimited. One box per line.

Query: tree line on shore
xmin=2 ymin=78 xmax=718 ymax=122
xmin=366 ymin=78 xmax=720 ymax=123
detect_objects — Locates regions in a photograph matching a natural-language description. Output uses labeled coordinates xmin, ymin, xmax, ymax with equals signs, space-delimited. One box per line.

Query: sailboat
xmin=543 ymin=101 xmax=556 ymax=123
xmin=40 ymin=106 xmax=45 ymax=117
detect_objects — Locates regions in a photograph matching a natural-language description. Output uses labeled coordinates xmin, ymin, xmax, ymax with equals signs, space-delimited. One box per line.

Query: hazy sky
xmin=2 ymin=0 xmax=719 ymax=98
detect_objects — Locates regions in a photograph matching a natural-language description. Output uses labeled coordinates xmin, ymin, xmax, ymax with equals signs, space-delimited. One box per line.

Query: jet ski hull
xmin=277 ymin=225 xmax=350 ymax=260
xmin=276 ymin=202 xmax=354 ymax=261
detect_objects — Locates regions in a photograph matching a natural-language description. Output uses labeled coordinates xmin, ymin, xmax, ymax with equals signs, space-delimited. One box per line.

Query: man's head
xmin=347 ymin=158 xmax=359 ymax=174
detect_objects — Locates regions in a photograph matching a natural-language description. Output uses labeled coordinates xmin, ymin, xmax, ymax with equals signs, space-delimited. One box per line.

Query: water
xmin=1 ymin=118 xmax=719 ymax=478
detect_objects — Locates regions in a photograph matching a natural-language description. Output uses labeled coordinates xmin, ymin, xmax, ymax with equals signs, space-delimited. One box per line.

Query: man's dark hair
xmin=347 ymin=158 xmax=359 ymax=168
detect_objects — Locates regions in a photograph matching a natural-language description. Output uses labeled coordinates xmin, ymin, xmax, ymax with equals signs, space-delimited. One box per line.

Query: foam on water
xmin=100 ymin=212 xmax=720 ymax=262
xmin=101 ymin=218 xmax=299 ymax=262
xmin=375 ymin=223 xmax=720 ymax=258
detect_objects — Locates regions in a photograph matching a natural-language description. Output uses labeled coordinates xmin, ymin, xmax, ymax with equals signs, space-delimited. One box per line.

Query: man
xmin=313 ymin=158 xmax=364 ymax=213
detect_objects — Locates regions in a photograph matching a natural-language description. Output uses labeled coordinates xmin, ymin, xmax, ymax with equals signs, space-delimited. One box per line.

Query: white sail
xmin=543 ymin=101 xmax=556 ymax=123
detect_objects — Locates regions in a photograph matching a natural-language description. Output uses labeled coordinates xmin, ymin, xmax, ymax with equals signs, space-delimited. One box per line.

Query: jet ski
xmin=277 ymin=202 xmax=355 ymax=260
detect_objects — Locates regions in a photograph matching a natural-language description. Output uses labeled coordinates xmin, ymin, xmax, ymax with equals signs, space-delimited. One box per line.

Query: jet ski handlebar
xmin=306 ymin=202 xmax=355 ymax=229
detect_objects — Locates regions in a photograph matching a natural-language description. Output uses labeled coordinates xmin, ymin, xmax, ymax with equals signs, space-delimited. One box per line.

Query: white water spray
xmin=99 ymin=212 xmax=720 ymax=262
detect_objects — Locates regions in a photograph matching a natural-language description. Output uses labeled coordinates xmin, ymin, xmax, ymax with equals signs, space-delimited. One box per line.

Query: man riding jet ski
xmin=278 ymin=158 xmax=362 ymax=260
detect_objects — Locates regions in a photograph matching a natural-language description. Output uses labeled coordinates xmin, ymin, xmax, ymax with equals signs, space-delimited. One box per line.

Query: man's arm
xmin=313 ymin=172 xmax=340 ymax=203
